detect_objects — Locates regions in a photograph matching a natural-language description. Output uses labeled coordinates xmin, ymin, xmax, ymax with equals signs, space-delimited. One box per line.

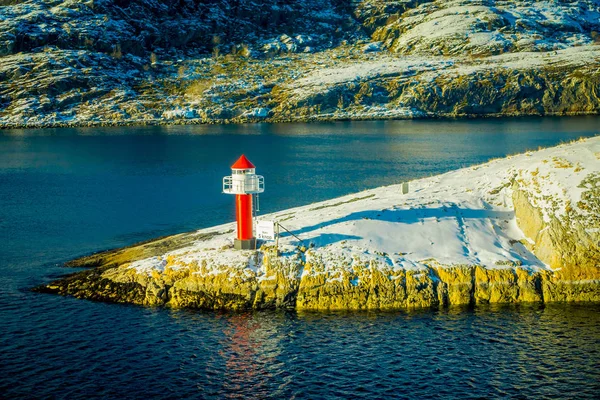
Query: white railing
xmin=223 ymin=175 xmax=264 ymax=194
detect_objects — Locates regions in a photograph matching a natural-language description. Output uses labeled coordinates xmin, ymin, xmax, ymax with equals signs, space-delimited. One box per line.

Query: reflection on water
xmin=0 ymin=287 xmax=599 ymax=399
xmin=1 ymin=118 xmax=599 ymax=398
xmin=219 ymin=313 xmax=284 ymax=397
xmin=108 ymin=304 xmax=600 ymax=399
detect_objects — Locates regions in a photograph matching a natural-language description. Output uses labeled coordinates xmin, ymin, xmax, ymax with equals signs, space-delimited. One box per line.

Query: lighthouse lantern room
xmin=223 ymin=155 xmax=264 ymax=250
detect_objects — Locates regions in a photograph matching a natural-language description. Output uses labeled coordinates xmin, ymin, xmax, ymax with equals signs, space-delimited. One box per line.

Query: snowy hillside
xmin=372 ymin=0 xmax=599 ymax=55
xmin=1 ymin=0 xmax=600 ymax=128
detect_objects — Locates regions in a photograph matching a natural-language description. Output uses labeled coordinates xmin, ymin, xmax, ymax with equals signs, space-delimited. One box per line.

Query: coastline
xmin=1 ymin=110 xmax=599 ymax=131
xmin=34 ymin=136 xmax=600 ymax=310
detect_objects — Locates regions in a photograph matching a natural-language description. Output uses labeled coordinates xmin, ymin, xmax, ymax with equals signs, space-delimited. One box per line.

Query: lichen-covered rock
xmin=34 ymin=139 xmax=600 ymax=311
xmin=513 ymin=181 xmax=600 ymax=303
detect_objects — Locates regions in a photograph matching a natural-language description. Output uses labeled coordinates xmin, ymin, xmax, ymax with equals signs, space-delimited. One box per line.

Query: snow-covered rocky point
xmin=39 ymin=137 xmax=600 ymax=310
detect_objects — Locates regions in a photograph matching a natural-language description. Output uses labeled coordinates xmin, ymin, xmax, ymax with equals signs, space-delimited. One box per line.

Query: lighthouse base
xmin=234 ymin=238 xmax=256 ymax=250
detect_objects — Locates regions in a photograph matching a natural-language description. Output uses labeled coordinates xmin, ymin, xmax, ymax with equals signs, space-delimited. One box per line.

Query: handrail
xmin=223 ymin=175 xmax=264 ymax=194
xmin=276 ymin=222 xmax=305 ymax=245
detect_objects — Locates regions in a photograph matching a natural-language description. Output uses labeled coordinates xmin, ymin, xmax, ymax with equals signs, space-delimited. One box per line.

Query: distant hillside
xmin=0 ymin=0 xmax=354 ymax=56
xmin=1 ymin=0 xmax=599 ymax=128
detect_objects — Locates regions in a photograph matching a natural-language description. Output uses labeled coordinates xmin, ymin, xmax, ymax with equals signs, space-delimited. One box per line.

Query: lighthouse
xmin=223 ymin=155 xmax=265 ymax=250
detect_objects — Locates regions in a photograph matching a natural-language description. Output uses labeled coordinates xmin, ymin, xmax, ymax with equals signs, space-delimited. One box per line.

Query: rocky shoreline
xmin=2 ymin=109 xmax=599 ymax=131
xmin=34 ymin=138 xmax=600 ymax=311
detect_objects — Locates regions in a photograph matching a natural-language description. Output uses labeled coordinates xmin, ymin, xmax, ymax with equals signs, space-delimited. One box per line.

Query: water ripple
xmin=2 ymin=124 xmax=600 ymax=398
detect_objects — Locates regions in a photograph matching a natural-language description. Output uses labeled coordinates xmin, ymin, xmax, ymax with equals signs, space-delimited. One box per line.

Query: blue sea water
xmin=0 ymin=117 xmax=599 ymax=399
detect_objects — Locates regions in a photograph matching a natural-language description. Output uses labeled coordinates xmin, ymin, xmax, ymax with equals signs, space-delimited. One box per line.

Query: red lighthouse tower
xmin=223 ymin=155 xmax=265 ymax=250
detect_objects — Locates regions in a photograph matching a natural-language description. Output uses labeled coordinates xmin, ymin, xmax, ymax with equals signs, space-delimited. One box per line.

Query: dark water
xmin=1 ymin=117 xmax=599 ymax=398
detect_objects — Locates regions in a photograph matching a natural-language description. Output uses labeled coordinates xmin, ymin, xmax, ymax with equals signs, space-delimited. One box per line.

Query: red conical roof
xmin=231 ymin=154 xmax=255 ymax=169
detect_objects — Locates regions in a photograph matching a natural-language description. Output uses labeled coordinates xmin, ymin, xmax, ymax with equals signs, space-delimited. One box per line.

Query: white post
xmin=402 ymin=182 xmax=409 ymax=194
xmin=275 ymin=222 xmax=280 ymax=255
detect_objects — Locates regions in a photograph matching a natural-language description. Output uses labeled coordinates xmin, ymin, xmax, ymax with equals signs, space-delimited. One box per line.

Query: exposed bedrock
xmin=35 ymin=180 xmax=600 ymax=310
xmin=2 ymin=0 xmax=600 ymax=128
xmin=272 ymin=65 xmax=600 ymax=120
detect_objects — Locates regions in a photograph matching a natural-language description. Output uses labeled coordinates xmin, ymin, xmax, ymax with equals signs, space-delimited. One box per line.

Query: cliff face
xmin=2 ymin=0 xmax=600 ymax=128
xmin=36 ymin=138 xmax=600 ymax=311
xmin=513 ymin=181 xmax=600 ymax=303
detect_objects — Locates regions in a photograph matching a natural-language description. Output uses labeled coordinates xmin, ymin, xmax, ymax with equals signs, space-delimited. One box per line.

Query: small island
xmin=35 ymin=136 xmax=600 ymax=310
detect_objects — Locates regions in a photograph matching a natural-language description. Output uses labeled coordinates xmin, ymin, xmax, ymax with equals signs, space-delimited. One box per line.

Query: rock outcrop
xmin=35 ymin=138 xmax=600 ymax=311
xmin=513 ymin=181 xmax=600 ymax=303
xmin=2 ymin=0 xmax=600 ymax=128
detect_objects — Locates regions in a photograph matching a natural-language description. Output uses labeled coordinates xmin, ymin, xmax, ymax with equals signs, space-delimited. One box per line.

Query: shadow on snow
xmin=277 ymin=205 xmax=543 ymax=268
